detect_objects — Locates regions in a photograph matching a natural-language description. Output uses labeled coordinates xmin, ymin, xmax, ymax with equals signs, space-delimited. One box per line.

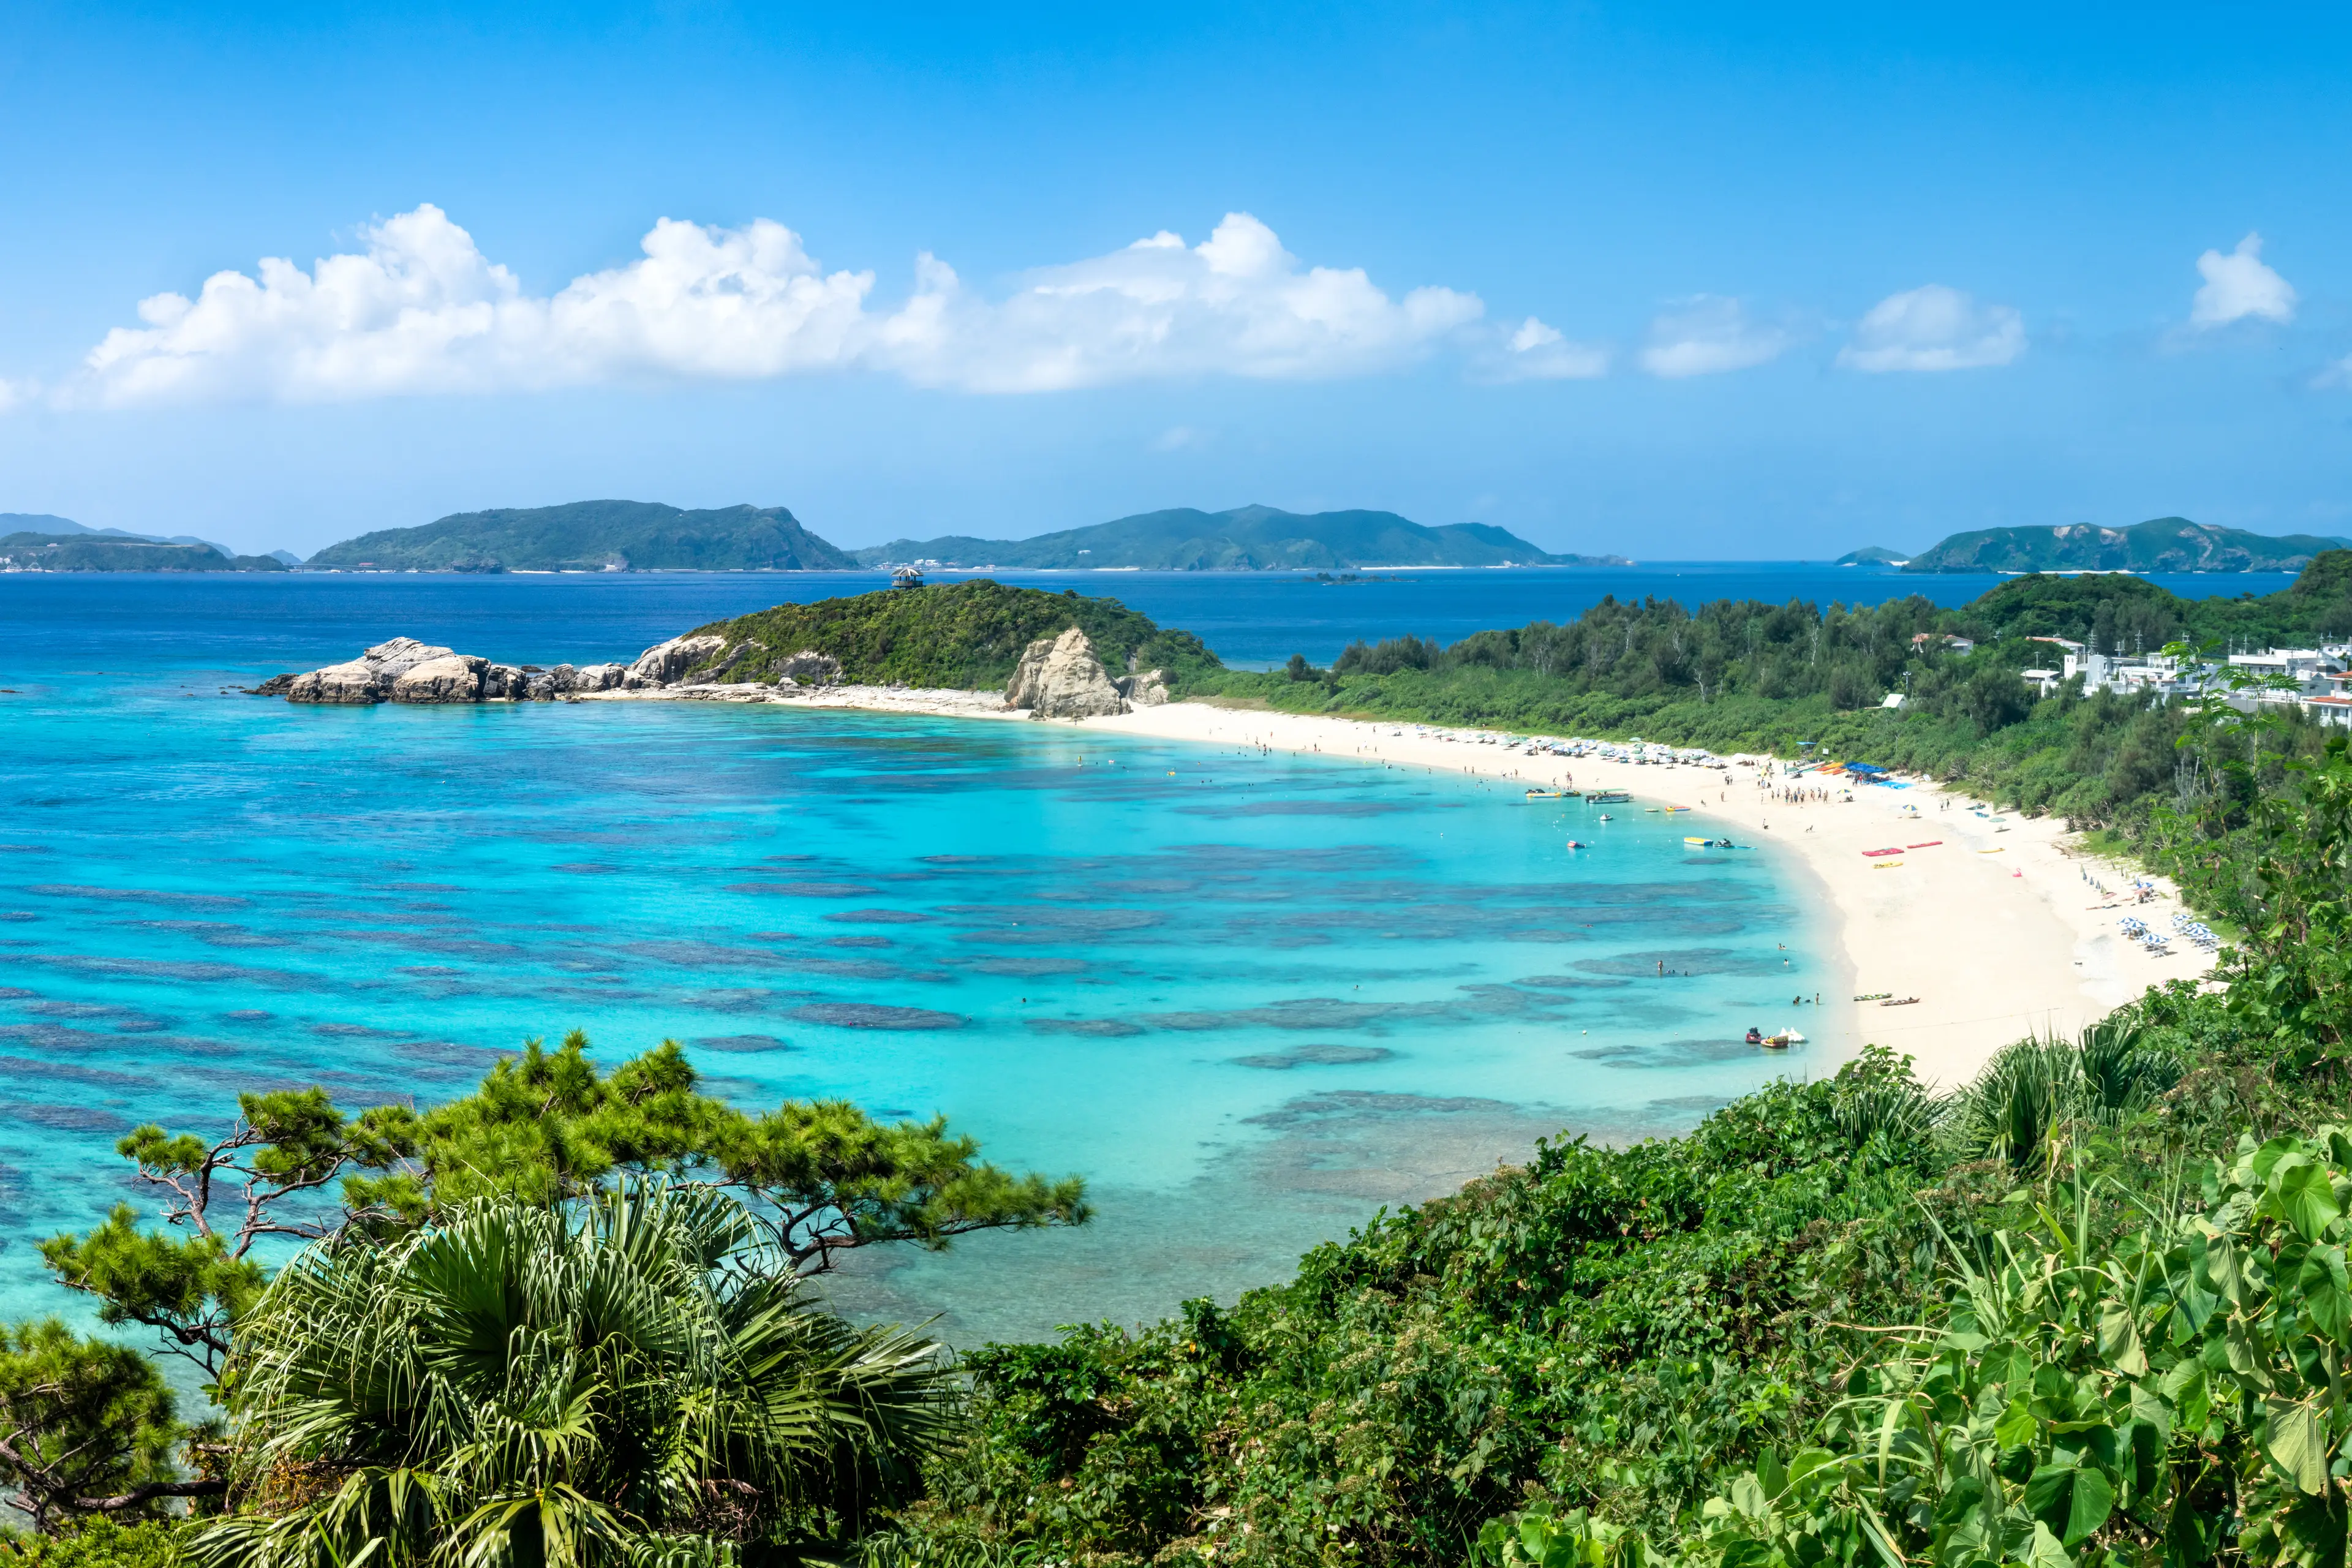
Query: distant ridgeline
xmin=848 ymin=503 xmax=1622 ymax=570
xmin=678 ymin=579 xmax=1225 ymax=690
xmin=0 ymin=512 xmax=288 ymax=573
xmin=0 ymin=534 xmax=287 ymax=573
xmin=1899 ymin=515 xmax=2351 ymax=573
xmin=303 ymin=500 xmax=854 ymax=573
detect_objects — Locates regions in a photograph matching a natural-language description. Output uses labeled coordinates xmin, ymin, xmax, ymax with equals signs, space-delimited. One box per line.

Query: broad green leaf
xmin=2128 ymin=1381 xmax=2174 ymax=1446
xmin=2097 ymin=1298 xmax=2148 ymax=1376
xmin=2256 ymin=1141 xmax=2310 ymax=1187
xmin=2301 ymin=1245 xmax=2352 ymax=1343
xmin=1783 ymin=1447 xmax=1842 ymax=1500
xmin=2266 ymin=1397 xmax=2333 ymax=1494
xmin=2206 ymin=1234 xmax=2244 ymax=1303
xmin=2026 ymin=1459 xmax=2116 ymax=1547
xmin=2024 ymin=1519 xmax=2076 ymax=1568
xmin=2228 ymin=1316 xmax=2266 ymax=1382
xmin=2276 ymin=1163 xmax=2342 ymax=1242
xmin=1995 ymin=1396 xmax=2038 ymax=1450
xmin=2176 ymin=1249 xmax=2222 ymax=1334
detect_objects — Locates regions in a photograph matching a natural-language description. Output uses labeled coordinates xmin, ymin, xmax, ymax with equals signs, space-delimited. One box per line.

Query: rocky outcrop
xmin=1119 ymin=668 xmax=1170 ymax=707
xmin=268 ymin=634 xmax=754 ymax=705
xmin=548 ymin=663 xmax=627 ymax=694
xmin=1006 ymin=628 xmax=1129 ymax=720
xmin=775 ymin=649 xmax=843 ymax=686
xmin=625 ymin=635 xmax=727 ymax=688
xmin=277 ymin=638 xmax=456 ymax=704
xmin=391 ymin=654 xmax=488 ymax=703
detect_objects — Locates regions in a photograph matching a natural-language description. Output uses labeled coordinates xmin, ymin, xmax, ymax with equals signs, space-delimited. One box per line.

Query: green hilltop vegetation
xmin=679 ymin=578 xmax=1224 ymax=689
xmin=1833 ymin=545 xmax=1909 ymax=565
xmin=1904 ymin=514 xmax=2349 ymax=574
xmin=846 ymin=503 xmax=1618 ymax=570
xmin=303 ymin=500 xmax=856 ymax=573
xmin=0 ymin=532 xmax=287 ymax=572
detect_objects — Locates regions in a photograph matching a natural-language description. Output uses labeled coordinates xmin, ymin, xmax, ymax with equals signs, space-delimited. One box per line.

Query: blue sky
xmin=3 ymin=2 xmax=2350 ymax=559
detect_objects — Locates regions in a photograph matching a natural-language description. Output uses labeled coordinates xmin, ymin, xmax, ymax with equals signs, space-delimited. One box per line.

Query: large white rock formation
xmin=1006 ymin=628 xmax=1129 ymax=720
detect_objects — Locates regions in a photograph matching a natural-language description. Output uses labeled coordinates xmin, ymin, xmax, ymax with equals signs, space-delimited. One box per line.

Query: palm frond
xmin=202 ymin=1178 xmax=950 ymax=1568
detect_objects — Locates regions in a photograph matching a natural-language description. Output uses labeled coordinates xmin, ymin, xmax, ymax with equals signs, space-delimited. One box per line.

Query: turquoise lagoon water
xmin=17 ymin=565 xmax=2294 ymax=1341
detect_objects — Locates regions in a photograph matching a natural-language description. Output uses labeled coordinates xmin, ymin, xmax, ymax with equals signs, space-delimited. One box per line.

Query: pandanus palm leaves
xmin=1953 ymin=1013 xmax=2181 ymax=1171
xmin=196 ymin=1180 xmax=954 ymax=1568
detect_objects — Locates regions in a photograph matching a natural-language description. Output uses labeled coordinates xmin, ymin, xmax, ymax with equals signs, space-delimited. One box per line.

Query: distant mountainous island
xmin=304 ymin=501 xmax=854 ymax=573
xmin=288 ymin=500 xmax=1618 ymax=573
xmin=849 ymin=505 xmax=1621 ymax=570
xmin=1899 ymin=516 xmax=2350 ymax=574
xmin=1835 ymin=546 xmax=1911 ymax=567
xmin=0 ymin=514 xmax=290 ymax=573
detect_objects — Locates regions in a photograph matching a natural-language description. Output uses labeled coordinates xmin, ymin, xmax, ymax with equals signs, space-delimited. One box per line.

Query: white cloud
xmin=872 ymin=213 xmax=1482 ymax=392
xmin=71 ymin=206 xmax=1486 ymax=404
xmin=1838 ymin=284 xmax=2025 ymax=372
xmin=1476 ymin=316 xmax=1609 ymax=381
xmin=79 ymin=205 xmax=873 ymax=405
xmin=1638 ymin=296 xmax=1790 ymax=378
xmin=2190 ymin=232 xmax=2296 ymax=328
xmin=0 ymin=377 xmax=33 ymax=413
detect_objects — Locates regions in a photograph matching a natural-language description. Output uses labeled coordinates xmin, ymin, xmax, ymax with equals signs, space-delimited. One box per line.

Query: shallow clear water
xmin=0 ymin=565 xmax=2280 ymax=1342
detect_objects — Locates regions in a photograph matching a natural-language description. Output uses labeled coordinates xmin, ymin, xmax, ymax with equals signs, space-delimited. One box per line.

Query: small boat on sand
xmin=1853 ymin=991 xmax=1890 ymax=1001
xmin=1879 ymin=996 xmax=1921 ymax=1008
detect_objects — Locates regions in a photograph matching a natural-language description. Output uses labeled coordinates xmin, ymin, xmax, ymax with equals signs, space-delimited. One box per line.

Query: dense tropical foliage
xmin=37 ymin=1034 xmax=1087 ymax=1396
xmin=196 ymin=1181 xmax=954 ymax=1567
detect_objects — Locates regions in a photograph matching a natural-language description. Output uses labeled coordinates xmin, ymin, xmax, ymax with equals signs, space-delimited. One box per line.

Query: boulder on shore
xmin=392 ymin=654 xmax=488 ymax=703
xmin=626 ymin=635 xmax=727 ymax=688
xmin=1120 ymin=668 xmax=1171 ymax=707
xmin=275 ymin=638 xmax=456 ymax=704
xmin=1006 ymin=628 xmax=1129 ymax=720
xmin=547 ymin=663 xmax=627 ymax=694
xmin=266 ymin=635 xmax=735 ymax=704
xmin=775 ymin=649 xmax=843 ymax=686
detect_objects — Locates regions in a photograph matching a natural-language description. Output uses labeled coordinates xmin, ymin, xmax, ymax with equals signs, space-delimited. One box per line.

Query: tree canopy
xmin=40 ymin=1034 xmax=1087 ymax=1390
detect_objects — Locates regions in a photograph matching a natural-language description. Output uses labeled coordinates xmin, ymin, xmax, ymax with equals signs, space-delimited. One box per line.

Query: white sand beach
xmin=590 ymin=680 xmax=2210 ymax=1087
xmin=1075 ymin=701 xmax=2212 ymax=1088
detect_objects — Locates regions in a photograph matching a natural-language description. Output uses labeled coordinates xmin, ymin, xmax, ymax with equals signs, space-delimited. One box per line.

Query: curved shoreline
xmin=1073 ymin=703 xmax=2214 ymax=1087
xmin=580 ymin=680 xmax=2214 ymax=1087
